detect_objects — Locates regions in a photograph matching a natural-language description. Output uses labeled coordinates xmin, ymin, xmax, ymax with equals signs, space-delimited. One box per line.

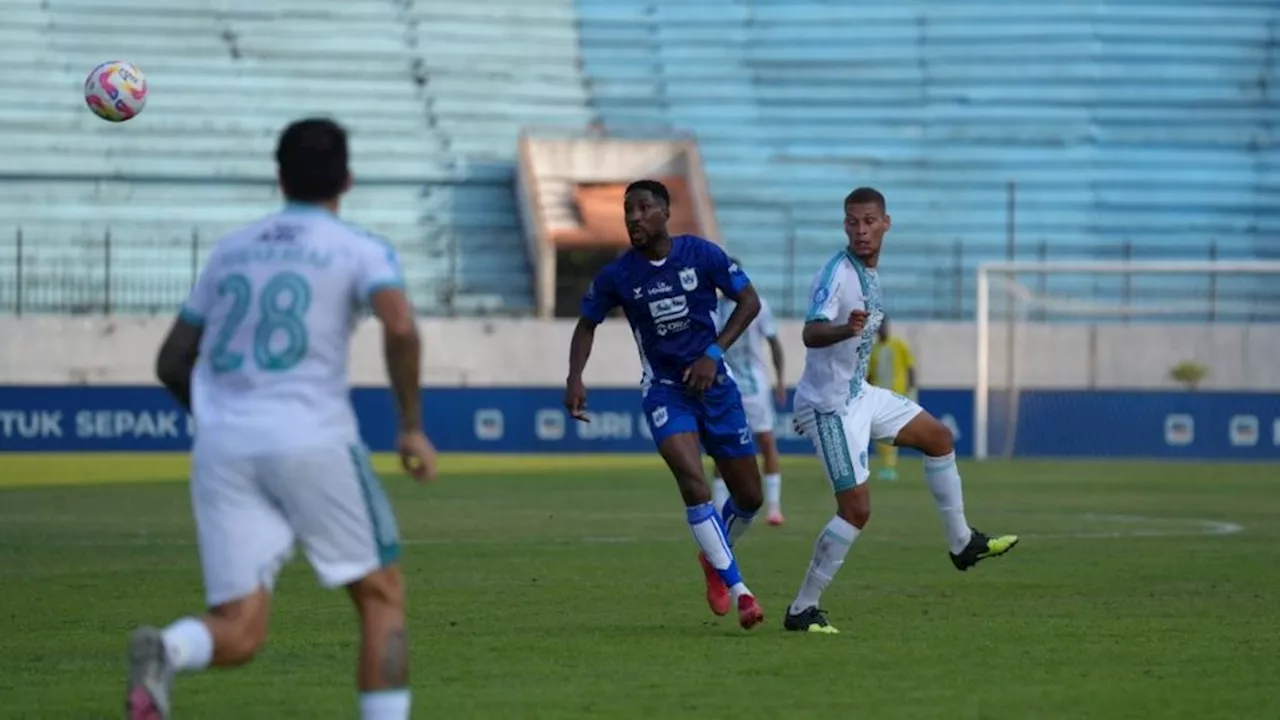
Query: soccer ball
xmin=84 ymin=61 xmax=147 ymax=122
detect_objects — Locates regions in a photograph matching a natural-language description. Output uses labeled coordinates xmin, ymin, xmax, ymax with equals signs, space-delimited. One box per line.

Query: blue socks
xmin=686 ymin=502 xmax=745 ymax=591
xmin=720 ymin=497 xmax=756 ymax=547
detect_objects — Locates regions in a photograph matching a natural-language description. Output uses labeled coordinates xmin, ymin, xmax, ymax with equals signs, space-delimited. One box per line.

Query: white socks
xmin=712 ymin=478 xmax=730 ymax=514
xmin=361 ymin=689 xmax=411 ymax=720
xmin=764 ymin=473 xmax=781 ymax=512
xmin=924 ymin=452 xmax=973 ymax=554
xmin=161 ymin=617 xmax=213 ymax=672
xmin=159 ymin=618 xmax=411 ymax=720
xmin=790 ymin=515 xmax=859 ymax=614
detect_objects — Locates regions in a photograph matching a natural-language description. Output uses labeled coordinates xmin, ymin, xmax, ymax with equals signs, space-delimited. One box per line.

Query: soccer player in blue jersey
xmin=564 ymin=179 xmax=767 ymax=630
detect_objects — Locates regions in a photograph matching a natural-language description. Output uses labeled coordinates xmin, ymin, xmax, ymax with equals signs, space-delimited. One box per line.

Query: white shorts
xmin=740 ymin=386 xmax=778 ymax=435
xmin=190 ymin=440 xmax=400 ymax=607
xmin=792 ymin=385 xmax=924 ymax=493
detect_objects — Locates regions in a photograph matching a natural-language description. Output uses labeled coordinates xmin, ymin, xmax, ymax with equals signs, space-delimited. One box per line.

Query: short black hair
xmin=625 ymin=179 xmax=670 ymax=208
xmin=276 ymin=118 xmax=350 ymax=203
xmin=844 ymin=187 xmax=886 ymax=212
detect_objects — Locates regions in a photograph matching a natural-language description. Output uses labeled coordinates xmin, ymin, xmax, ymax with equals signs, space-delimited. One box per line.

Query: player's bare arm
xmin=370 ymin=287 xmax=436 ymax=482
xmin=801 ymin=309 xmax=868 ymax=349
xmin=155 ymin=317 xmax=203 ymax=412
xmin=565 ymin=316 xmax=598 ymax=421
xmin=686 ymin=283 xmax=760 ymax=391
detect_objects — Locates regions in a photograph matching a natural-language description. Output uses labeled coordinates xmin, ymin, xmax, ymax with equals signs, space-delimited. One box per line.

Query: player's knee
xmin=350 ymin=565 xmax=406 ymax=616
xmin=920 ymin=419 xmax=955 ymax=457
xmin=901 ymin=414 xmax=954 ymax=457
xmin=835 ymin=488 xmax=871 ymax=529
xmin=733 ymin=483 xmax=763 ymax=513
xmin=674 ymin=472 xmax=712 ymax=506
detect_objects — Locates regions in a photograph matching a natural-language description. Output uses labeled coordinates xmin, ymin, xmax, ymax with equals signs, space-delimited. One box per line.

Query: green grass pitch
xmin=1 ymin=453 xmax=1278 ymax=719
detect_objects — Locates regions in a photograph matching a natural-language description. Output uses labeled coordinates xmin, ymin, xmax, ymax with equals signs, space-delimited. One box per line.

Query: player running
xmin=784 ymin=187 xmax=1019 ymax=635
xmin=711 ymin=272 xmax=788 ymax=525
xmin=564 ymin=179 xmax=767 ymax=630
xmin=126 ymin=118 xmax=437 ymax=720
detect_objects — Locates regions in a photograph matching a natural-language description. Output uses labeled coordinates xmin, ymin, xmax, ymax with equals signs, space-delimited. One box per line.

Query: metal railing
xmin=1 ymin=224 xmax=1275 ymax=320
xmin=0 ymin=226 xmax=538 ymax=318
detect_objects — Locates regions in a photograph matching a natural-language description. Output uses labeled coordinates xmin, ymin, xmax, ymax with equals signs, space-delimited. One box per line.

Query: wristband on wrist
xmin=704 ymin=344 xmax=724 ymax=362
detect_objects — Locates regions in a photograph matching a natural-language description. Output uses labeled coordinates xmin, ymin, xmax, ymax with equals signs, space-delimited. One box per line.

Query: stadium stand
xmin=0 ymin=0 xmax=590 ymax=315
xmin=0 ymin=0 xmax=1275 ymax=319
xmin=401 ymin=0 xmax=594 ymax=314
xmin=575 ymin=0 xmax=1280 ymax=317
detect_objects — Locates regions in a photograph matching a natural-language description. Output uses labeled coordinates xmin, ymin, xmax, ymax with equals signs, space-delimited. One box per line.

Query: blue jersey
xmin=580 ymin=235 xmax=751 ymax=388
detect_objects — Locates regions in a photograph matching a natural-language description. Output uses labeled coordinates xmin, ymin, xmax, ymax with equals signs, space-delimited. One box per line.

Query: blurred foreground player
xmin=712 ymin=270 xmax=788 ymax=525
xmin=867 ymin=316 xmax=917 ymax=481
xmin=564 ymin=180 xmax=766 ymax=630
xmin=126 ymin=118 xmax=437 ymax=720
xmin=785 ymin=187 xmax=1018 ymax=634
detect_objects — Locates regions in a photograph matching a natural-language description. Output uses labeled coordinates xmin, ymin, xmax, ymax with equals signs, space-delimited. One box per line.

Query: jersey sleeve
xmin=702 ymin=241 xmax=750 ymax=296
xmin=580 ymin=265 xmax=620 ymax=324
xmin=804 ymin=265 xmax=843 ymax=322
xmin=806 ymin=263 xmax=865 ymax=322
xmin=355 ymin=238 xmax=406 ymax=301
xmin=178 ymin=262 xmax=216 ymax=327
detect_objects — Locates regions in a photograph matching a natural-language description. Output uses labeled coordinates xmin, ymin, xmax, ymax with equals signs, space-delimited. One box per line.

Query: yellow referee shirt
xmin=868 ymin=336 xmax=915 ymax=394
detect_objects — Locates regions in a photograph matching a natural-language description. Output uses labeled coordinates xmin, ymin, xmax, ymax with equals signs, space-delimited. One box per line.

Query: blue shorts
xmin=641 ymin=378 xmax=757 ymax=460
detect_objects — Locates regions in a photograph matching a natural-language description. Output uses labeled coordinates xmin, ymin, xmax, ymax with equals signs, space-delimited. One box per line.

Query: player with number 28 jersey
xmin=182 ymin=207 xmax=400 ymax=456
xmin=126 ymin=119 xmax=433 ymax=720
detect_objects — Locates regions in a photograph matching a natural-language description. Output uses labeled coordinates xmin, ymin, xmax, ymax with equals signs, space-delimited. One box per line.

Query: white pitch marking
xmin=1020 ymin=514 xmax=1244 ymax=540
xmin=21 ymin=514 xmax=1243 ymax=549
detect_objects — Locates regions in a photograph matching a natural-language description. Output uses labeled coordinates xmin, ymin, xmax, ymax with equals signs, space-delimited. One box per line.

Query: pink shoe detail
xmin=128 ymin=685 xmax=162 ymax=720
xmin=698 ymin=552 xmax=731 ymax=616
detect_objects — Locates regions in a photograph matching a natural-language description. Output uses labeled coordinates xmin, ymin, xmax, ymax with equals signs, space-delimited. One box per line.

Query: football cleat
xmin=950 ymin=527 xmax=1019 ymax=571
xmin=698 ymin=552 xmax=731 ymax=616
xmin=737 ymin=594 xmax=765 ymax=630
xmin=783 ymin=606 xmax=839 ymax=634
xmin=125 ymin=626 xmax=173 ymax=720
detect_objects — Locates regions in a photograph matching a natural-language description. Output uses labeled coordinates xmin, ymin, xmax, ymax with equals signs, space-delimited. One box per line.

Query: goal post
xmin=974 ymin=260 xmax=1280 ymax=460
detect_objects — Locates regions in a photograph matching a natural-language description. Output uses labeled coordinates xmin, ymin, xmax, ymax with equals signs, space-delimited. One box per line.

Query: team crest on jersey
xmin=812 ymin=286 xmax=829 ymax=306
xmin=678 ymin=267 xmax=698 ymax=291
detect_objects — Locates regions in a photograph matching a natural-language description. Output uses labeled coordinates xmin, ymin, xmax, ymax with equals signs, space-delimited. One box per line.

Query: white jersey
xmin=716 ymin=295 xmax=778 ymax=396
xmin=793 ymin=249 xmax=884 ymax=414
xmin=180 ymin=204 xmax=404 ymax=457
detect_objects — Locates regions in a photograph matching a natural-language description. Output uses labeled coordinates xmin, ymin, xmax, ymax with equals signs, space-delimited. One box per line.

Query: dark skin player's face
xmin=624 ymin=189 xmax=670 ymax=251
xmin=845 ymin=201 xmax=890 ymax=265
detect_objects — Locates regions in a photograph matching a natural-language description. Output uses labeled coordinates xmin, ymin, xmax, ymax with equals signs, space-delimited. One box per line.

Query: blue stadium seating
xmin=1 ymin=0 xmax=1275 ymax=319
xmin=0 ymin=0 xmax=595 ymax=315
xmin=575 ymin=0 xmax=1280 ymax=318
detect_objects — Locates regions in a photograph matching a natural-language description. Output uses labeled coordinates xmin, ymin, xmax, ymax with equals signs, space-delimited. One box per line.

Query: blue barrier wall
xmin=2 ymin=386 xmax=1278 ymax=460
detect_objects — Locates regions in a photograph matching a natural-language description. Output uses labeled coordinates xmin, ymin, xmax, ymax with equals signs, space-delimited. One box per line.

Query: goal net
xmin=974 ymin=260 xmax=1280 ymax=460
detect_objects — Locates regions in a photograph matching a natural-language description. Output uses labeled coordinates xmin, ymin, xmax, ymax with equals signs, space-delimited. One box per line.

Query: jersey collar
xmin=282 ymin=201 xmax=335 ymax=217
